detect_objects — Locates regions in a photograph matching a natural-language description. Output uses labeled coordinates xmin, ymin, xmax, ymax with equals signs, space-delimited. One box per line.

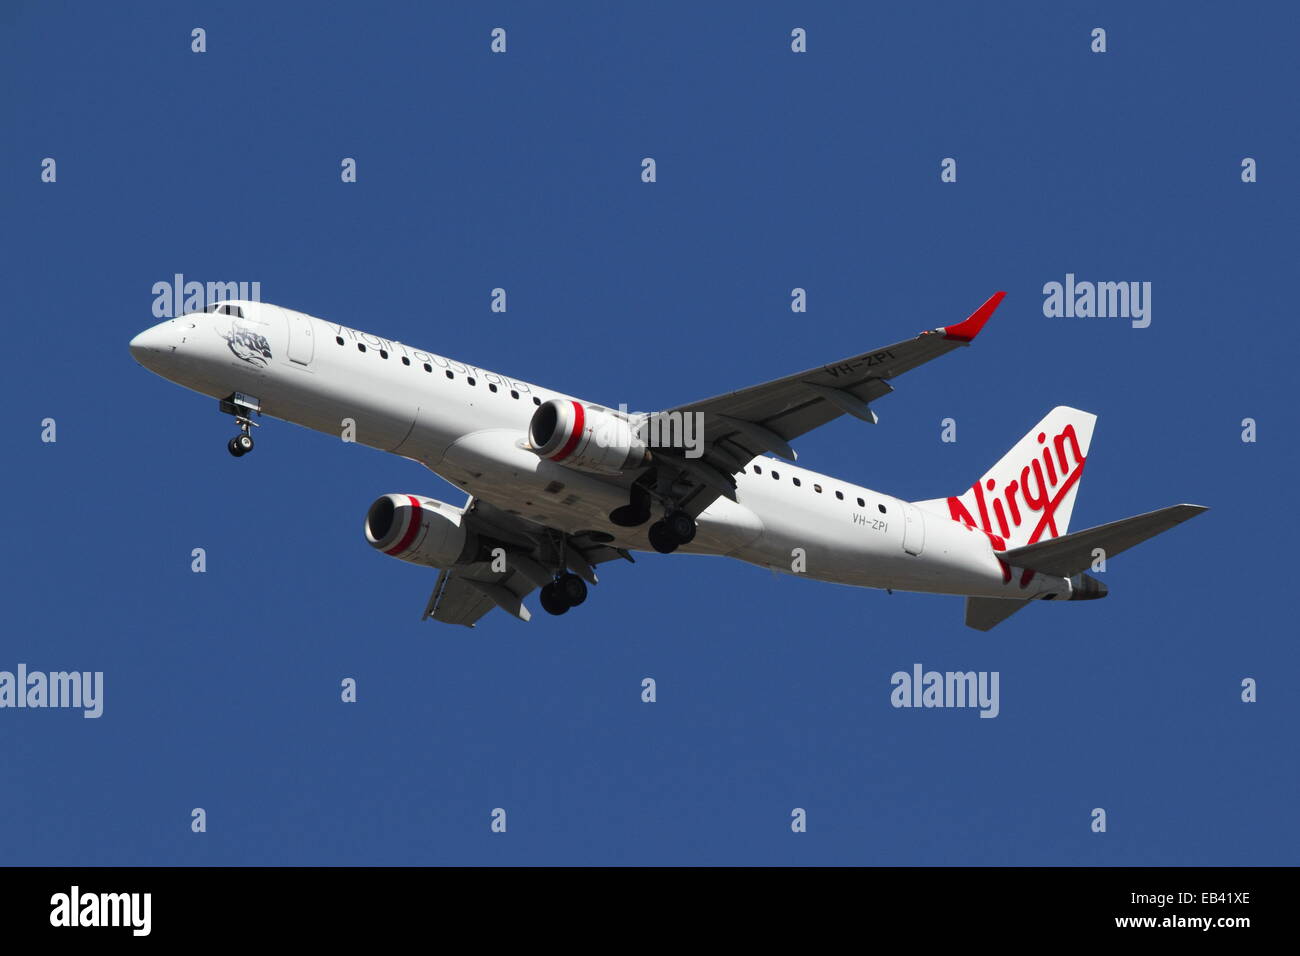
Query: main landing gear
xmin=539 ymin=572 xmax=588 ymax=616
xmin=648 ymin=510 xmax=696 ymax=554
xmin=219 ymin=392 xmax=262 ymax=458
xmin=607 ymin=472 xmax=697 ymax=555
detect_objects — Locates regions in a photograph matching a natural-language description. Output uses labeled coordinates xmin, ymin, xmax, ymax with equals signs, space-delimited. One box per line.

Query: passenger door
xmin=901 ymin=501 xmax=926 ymax=556
xmin=284 ymin=308 xmax=315 ymax=365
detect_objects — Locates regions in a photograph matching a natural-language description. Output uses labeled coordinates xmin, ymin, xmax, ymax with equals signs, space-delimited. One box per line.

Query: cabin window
xmin=792 ymin=477 xmax=801 ymax=487
xmin=835 ymin=491 xmax=844 ymax=501
xmin=813 ymin=484 xmax=822 ymax=493
xmin=379 ymin=350 xmax=389 ymax=359
xmin=878 ymin=504 xmax=887 ymax=514
xmin=445 ymin=370 xmax=453 ymax=379
xmin=857 ymin=497 xmax=865 ymax=507
xmin=467 ymin=377 xmax=476 ymax=386
xmin=771 ymin=471 xmax=780 ymax=480
xmin=510 ymin=390 xmax=519 ymax=399
xmin=424 ymin=363 xmax=432 ymax=372
xmin=753 ymin=465 xmax=762 ymax=475
xmin=357 ymin=343 xmax=366 ymax=353
xmin=401 ymin=356 xmax=411 ymax=366
xmin=533 ymin=397 xmax=541 ymax=406
xmin=488 ymin=383 xmax=498 ymax=393
xmin=335 ymin=336 xmax=344 ymax=346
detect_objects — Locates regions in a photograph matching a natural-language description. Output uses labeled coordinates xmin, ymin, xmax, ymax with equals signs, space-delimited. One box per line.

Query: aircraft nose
xmin=129 ymin=320 xmax=183 ymax=374
xmin=129 ymin=321 xmax=174 ymax=362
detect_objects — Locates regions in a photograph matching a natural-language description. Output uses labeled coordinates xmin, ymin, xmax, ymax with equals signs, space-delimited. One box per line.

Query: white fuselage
xmin=129 ymin=302 xmax=1076 ymax=602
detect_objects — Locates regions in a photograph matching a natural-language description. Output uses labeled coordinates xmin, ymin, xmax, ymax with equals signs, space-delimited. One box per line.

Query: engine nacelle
xmin=528 ymin=399 xmax=650 ymax=475
xmin=364 ymin=494 xmax=477 ymax=568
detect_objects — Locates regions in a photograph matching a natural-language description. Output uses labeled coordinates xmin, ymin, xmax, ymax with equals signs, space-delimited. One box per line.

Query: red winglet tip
xmin=943 ymin=291 xmax=1006 ymax=342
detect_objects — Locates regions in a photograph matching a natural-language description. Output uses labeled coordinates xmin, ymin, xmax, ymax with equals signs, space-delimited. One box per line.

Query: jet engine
xmin=364 ymin=494 xmax=478 ymax=568
xmin=528 ymin=399 xmax=651 ymax=475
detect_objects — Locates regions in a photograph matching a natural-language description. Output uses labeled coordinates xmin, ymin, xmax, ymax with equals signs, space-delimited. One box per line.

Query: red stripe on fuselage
xmin=551 ymin=401 xmax=585 ymax=462
xmin=385 ymin=495 xmax=424 ymax=556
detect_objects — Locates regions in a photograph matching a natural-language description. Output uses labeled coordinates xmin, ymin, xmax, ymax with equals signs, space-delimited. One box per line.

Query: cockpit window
xmin=204 ymin=302 xmax=244 ymax=318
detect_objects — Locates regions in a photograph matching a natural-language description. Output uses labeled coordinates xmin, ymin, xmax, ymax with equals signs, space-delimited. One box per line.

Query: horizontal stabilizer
xmin=1000 ymin=504 xmax=1208 ymax=577
xmin=966 ymin=597 xmax=1031 ymax=631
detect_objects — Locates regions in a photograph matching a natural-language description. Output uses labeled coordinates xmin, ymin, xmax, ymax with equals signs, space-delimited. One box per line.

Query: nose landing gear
xmin=219 ymin=392 xmax=262 ymax=458
xmin=227 ymin=433 xmax=255 ymax=457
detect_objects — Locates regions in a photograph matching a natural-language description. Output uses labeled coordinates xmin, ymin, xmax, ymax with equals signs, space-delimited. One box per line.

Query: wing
xmin=650 ymin=292 xmax=1006 ymax=516
xmin=421 ymin=497 xmax=633 ymax=628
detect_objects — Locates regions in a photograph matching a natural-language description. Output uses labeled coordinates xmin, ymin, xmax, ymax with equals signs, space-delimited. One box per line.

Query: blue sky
xmin=2 ymin=1 xmax=1296 ymax=865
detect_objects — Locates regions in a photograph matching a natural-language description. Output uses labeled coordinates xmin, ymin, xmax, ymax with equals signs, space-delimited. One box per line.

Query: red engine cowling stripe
xmin=550 ymin=401 xmax=585 ymax=462
xmin=385 ymin=495 xmax=424 ymax=556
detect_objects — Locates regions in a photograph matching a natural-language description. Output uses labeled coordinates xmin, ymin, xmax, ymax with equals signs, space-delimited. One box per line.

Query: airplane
xmin=128 ymin=291 xmax=1206 ymax=630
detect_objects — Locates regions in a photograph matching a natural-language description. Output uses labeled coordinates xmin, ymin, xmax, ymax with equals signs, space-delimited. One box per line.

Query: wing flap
xmin=423 ymin=568 xmax=496 ymax=627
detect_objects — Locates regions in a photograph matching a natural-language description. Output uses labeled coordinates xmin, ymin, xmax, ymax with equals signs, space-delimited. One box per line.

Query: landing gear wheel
xmin=539 ymin=583 xmax=570 ymax=616
xmin=665 ymin=510 xmax=696 ymax=545
xmin=648 ymin=520 xmax=679 ymax=554
xmin=219 ymin=395 xmax=262 ymax=459
xmin=557 ymin=572 xmax=587 ymax=607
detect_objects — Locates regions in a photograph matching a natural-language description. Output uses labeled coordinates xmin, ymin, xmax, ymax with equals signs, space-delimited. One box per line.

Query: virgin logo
xmin=946 ymin=424 xmax=1086 ymax=551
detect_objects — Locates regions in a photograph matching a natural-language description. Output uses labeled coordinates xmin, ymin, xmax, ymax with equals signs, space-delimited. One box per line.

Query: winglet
xmin=942 ymin=291 xmax=1006 ymax=343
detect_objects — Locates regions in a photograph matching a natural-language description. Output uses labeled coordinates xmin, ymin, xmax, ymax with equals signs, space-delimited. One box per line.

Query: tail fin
xmin=916 ymin=407 xmax=1097 ymax=550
